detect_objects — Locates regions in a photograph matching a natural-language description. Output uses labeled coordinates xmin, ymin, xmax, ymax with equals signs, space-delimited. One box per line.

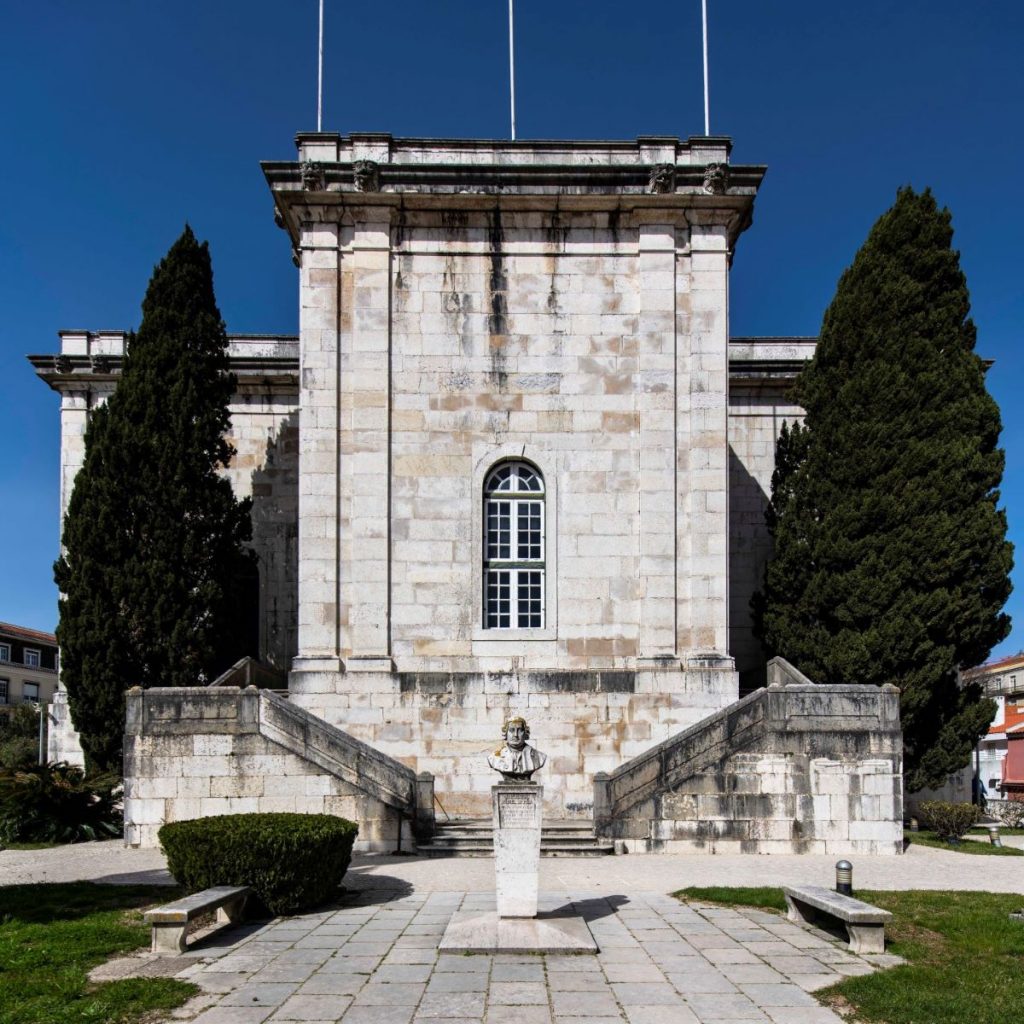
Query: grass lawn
xmin=676 ymin=886 xmax=1024 ymax=1024
xmin=905 ymin=829 xmax=1024 ymax=855
xmin=0 ymin=882 xmax=198 ymax=1024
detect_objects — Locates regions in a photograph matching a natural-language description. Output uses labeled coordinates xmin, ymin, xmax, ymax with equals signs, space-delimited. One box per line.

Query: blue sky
xmin=2 ymin=2 xmax=1022 ymax=662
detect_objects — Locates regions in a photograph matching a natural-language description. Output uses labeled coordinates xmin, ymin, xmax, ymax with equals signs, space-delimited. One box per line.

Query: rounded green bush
xmin=159 ymin=813 xmax=358 ymax=914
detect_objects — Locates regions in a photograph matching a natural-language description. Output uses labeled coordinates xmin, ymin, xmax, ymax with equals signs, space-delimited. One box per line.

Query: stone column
xmin=340 ymin=212 xmax=393 ymax=670
xmin=677 ymin=215 xmax=731 ymax=662
xmin=637 ymin=219 xmax=678 ymax=661
xmin=493 ymin=783 xmax=543 ymax=918
xmin=293 ymin=221 xmax=343 ymax=673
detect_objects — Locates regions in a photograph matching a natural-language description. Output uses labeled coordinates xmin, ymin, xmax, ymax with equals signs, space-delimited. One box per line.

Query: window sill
xmin=471 ymin=627 xmax=556 ymax=642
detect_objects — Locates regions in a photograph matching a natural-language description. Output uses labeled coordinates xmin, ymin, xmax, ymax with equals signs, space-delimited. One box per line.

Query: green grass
xmin=905 ymin=829 xmax=1024 ymax=855
xmin=1 ymin=842 xmax=61 ymax=851
xmin=0 ymin=882 xmax=198 ymax=1024
xmin=675 ymin=886 xmax=1024 ymax=1024
xmin=971 ymin=825 xmax=1024 ymax=836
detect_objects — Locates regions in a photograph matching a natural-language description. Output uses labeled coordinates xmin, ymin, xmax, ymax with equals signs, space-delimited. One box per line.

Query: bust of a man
xmin=487 ymin=716 xmax=547 ymax=782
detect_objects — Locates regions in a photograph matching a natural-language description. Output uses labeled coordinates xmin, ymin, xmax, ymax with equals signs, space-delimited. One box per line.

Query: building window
xmin=0 ymin=679 xmax=8 ymax=704
xmin=23 ymin=682 xmax=39 ymax=703
xmin=23 ymin=649 xmax=40 ymax=668
xmin=483 ymin=461 xmax=545 ymax=629
xmin=0 ymin=643 xmax=9 ymax=662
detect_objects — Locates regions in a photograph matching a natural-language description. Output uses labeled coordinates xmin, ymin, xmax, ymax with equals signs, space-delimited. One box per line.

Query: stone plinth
xmin=493 ymin=783 xmax=542 ymax=918
xmin=438 ymin=911 xmax=598 ymax=954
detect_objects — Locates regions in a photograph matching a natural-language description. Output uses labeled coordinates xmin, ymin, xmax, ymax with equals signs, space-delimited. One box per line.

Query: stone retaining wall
xmin=595 ymin=659 xmax=903 ymax=854
xmin=123 ymin=686 xmax=421 ymax=852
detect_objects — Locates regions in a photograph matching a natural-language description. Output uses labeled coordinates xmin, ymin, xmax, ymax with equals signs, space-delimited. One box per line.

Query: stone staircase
xmin=417 ymin=818 xmax=614 ymax=857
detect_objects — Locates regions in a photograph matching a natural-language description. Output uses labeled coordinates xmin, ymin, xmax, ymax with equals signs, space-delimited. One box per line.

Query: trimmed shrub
xmin=0 ymin=762 xmax=122 ymax=844
xmin=159 ymin=813 xmax=358 ymax=915
xmin=918 ymin=800 xmax=981 ymax=840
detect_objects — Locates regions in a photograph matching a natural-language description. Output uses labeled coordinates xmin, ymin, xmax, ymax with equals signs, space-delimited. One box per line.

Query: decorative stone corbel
xmin=300 ymin=160 xmax=326 ymax=192
xmin=90 ymin=354 xmax=111 ymax=374
xmin=703 ymin=162 xmax=730 ymax=195
xmin=273 ymin=206 xmax=286 ymax=229
xmin=353 ymin=159 xmax=380 ymax=193
xmin=53 ymin=354 xmax=72 ymax=374
xmin=291 ymin=246 xmax=302 ymax=268
xmin=648 ymin=164 xmax=676 ymax=194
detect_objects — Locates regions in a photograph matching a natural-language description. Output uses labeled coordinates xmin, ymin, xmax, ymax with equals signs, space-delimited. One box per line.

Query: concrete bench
xmin=144 ymin=885 xmax=251 ymax=954
xmin=782 ymin=884 xmax=891 ymax=954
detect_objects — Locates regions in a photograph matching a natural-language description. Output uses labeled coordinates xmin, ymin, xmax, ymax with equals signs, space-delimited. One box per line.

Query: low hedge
xmin=917 ymin=800 xmax=980 ymax=840
xmin=159 ymin=813 xmax=358 ymax=915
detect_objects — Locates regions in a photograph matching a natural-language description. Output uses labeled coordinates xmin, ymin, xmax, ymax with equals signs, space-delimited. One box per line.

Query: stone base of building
xmin=287 ymin=662 xmax=739 ymax=819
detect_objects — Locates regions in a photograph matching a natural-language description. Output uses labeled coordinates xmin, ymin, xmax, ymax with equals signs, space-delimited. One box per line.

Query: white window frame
xmin=22 ymin=682 xmax=39 ymax=703
xmin=472 ymin=446 xmax=557 ymax=643
xmin=23 ymin=648 xmax=40 ymax=668
xmin=0 ymin=678 xmax=8 ymax=704
xmin=0 ymin=643 xmax=9 ymax=662
xmin=483 ymin=462 xmax=546 ymax=630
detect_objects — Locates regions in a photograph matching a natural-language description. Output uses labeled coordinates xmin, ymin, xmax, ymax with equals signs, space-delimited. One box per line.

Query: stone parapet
xmin=594 ymin=658 xmax=903 ymax=854
xmin=123 ymin=686 xmax=426 ymax=851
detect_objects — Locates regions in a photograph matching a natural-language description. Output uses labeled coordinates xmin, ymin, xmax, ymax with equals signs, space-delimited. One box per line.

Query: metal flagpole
xmin=317 ymin=0 xmax=325 ymax=131
xmin=508 ymin=0 xmax=517 ymax=140
xmin=701 ymin=0 xmax=710 ymax=135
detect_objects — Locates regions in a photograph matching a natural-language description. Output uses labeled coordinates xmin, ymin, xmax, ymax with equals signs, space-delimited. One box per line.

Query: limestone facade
xmin=33 ymin=134 xmax=838 ymax=827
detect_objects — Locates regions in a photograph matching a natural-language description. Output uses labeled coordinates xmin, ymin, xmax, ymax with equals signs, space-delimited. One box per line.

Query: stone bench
xmin=782 ymin=884 xmax=891 ymax=954
xmin=145 ymin=886 xmax=251 ymax=954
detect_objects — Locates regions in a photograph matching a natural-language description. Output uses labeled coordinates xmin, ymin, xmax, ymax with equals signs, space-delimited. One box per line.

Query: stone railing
xmin=593 ymin=658 xmax=903 ymax=853
xmin=124 ymin=686 xmax=432 ymax=849
xmin=257 ymin=689 xmax=417 ymax=813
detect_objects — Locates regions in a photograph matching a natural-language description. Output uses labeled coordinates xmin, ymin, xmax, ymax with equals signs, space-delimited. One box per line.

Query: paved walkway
xmin=5 ymin=841 xmax=1022 ymax=1023
xmin=162 ymin=887 xmax=891 ymax=1024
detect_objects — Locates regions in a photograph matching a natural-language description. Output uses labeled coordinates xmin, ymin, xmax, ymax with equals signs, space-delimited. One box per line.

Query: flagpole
xmin=508 ymin=0 xmax=517 ymax=140
xmin=317 ymin=0 xmax=324 ymax=131
xmin=701 ymin=0 xmax=710 ymax=135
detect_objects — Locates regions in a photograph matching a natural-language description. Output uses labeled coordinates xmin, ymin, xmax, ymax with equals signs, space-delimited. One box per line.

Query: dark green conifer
xmin=753 ymin=188 xmax=1012 ymax=792
xmin=54 ymin=227 xmax=255 ymax=773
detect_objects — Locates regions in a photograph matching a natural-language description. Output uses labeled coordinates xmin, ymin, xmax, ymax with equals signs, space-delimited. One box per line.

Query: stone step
xmin=418 ymin=818 xmax=614 ymax=858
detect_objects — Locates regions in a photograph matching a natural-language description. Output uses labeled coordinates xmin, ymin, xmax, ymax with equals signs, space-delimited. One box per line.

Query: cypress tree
xmin=753 ymin=188 xmax=1013 ymax=793
xmin=54 ymin=227 xmax=255 ymax=773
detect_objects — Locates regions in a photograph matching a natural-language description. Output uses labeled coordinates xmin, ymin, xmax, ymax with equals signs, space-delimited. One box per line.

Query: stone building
xmin=33 ymin=133 xmax=903 ymax=852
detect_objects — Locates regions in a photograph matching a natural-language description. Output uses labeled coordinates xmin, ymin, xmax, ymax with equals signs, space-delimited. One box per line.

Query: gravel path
xmin=3 ymin=840 xmax=1023 ymax=893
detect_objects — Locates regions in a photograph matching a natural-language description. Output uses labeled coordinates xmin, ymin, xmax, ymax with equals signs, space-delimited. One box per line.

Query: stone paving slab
xmin=161 ymin=889 xmax=891 ymax=1024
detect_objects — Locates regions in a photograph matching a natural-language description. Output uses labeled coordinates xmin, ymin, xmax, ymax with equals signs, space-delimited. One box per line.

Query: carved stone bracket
xmin=648 ymin=164 xmax=676 ymax=194
xmin=90 ymin=354 xmax=112 ymax=374
xmin=291 ymin=246 xmax=302 ymax=268
xmin=353 ymin=159 xmax=380 ymax=193
xmin=53 ymin=354 xmax=72 ymax=374
xmin=703 ymin=162 xmax=730 ymax=195
xmin=300 ymin=160 xmax=326 ymax=192
xmin=273 ymin=206 xmax=286 ymax=230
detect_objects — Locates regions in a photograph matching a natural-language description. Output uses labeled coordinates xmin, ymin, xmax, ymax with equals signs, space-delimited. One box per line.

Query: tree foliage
xmin=54 ymin=227 xmax=255 ymax=773
xmin=753 ymin=187 xmax=1012 ymax=792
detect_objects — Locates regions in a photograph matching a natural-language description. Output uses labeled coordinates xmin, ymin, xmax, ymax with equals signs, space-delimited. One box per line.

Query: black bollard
xmin=836 ymin=860 xmax=853 ymax=896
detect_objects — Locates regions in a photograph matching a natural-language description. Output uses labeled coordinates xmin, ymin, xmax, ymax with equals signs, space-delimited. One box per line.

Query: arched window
xmin=483 ymin=461 xmax=545 ymax=629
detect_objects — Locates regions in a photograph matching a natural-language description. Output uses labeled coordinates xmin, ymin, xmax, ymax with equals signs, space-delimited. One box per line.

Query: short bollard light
xmin=836 ymin=860 xmax=853 ymax=896
xmin=909 ymin=816 xmax=919 ymax=832
xmin=988 ymin=825 xmax=1002 ymax=848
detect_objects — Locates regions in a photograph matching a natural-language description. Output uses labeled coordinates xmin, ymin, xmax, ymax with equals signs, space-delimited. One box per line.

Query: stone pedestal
xmin=493 ymin=783 xmax=542 ymax=918
xmin=439 ymin=778 xmax=598 ymax=953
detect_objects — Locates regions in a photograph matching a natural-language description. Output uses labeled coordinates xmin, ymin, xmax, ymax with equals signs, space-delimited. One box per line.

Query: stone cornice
xmin=264 ymin=133 xmax=765 ymax=252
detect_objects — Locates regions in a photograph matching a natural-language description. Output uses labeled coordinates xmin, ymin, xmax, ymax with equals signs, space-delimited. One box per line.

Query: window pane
xmin=517 ymin=502 xmax=542 ymax=561
xmin=24 ymin=650 xmax=40 ymax=668
xmin=515 ymin=570 xmax=544 ymax=628
xmin=486 ymin=570 xmax=511 ymax=628
xmin=486 ymin=500 xmax=511 ymax=559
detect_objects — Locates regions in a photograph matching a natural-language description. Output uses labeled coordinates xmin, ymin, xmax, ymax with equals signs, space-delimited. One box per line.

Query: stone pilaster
xmin=637 ymin=220 xmax=678 ymax=660
xmin=678 ymin=215 xmax=731 ymax=661
xmin=340 ymin=212 xmax=393 ymax=668
xmin=293 ymin=221 xmax=343 ymax=672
